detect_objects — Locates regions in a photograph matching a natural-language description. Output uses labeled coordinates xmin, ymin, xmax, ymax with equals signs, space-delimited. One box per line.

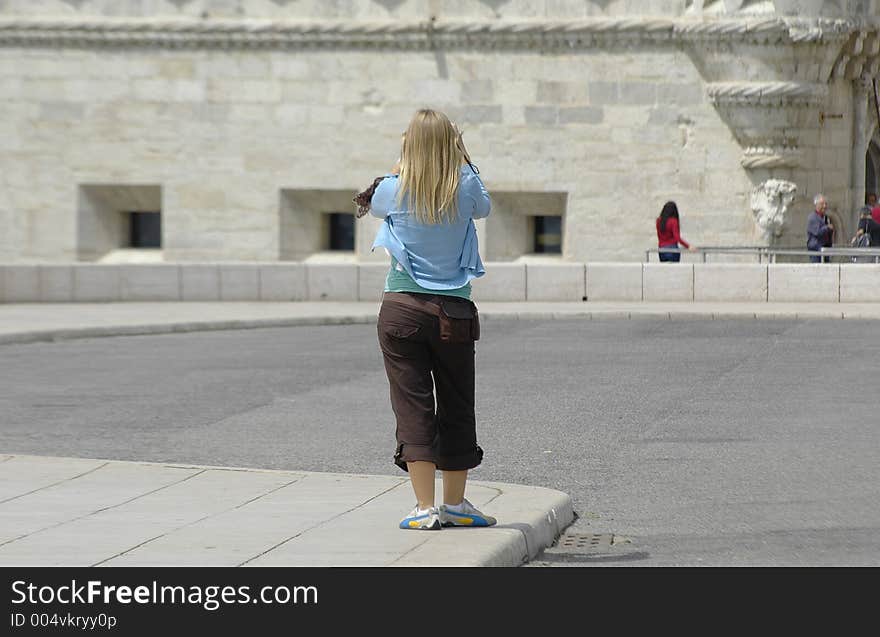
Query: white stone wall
xmin=0 ymin=0 xmax=874 ymax=264
xmin=0 ymin=43 xmax=760 ymax=262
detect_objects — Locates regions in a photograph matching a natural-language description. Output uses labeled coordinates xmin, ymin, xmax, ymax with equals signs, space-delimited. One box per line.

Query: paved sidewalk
xmin=0 ymin=454 xmax=573 ymax=567
xmin=3 ymin=301 xmax=880 ymax=344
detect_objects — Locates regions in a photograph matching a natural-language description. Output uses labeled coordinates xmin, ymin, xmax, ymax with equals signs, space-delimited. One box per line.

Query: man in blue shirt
xmin=806 ymin=194 xmax=834 ymax=263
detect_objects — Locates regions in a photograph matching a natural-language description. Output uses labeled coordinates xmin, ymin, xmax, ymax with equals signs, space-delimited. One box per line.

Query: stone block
xmin=357 ymin=263 xmax=389 ymax=302
xmin=412 ymin=79 xmax=459 ymax=104
xmin=39 ymin=102 xmax=85 ymax=121
xmin=525 ymin=263 xmax=585 ymax=301
xmin=120 ymin=265 xmax=181 ymax=301
xmin=656 ymin=83 xmax=704 ymax=107
xmin=643 ymin=263 xmax=694 ymax=301
xmin=461 ymin=80 xmax=494 ymax=103
xmin=586 ymin=263 xmax=642 ymax=301
xmin=180 ymin=265 xmax=220 ymax=301
xmin=308 ymin=105 xmax=344 ymax=125
xmin=269 ymin=57 xmax=311 ymax=79
xmin=495 ymin=80 xmax=537 ymax=104
xmin=588 ymin=81 xmax=619 ymax=105
xmin=471 ymin=263 xmax=526 ymax=302
xmin=611 ymin=128 xmax=634 ymax=144
xmin=839 ymin=264 xmax=880 ymax=302
xmin=21 ymin=79 xmax=66 ymax=101
xmin=259 ymin=264 xmax=308 ymax=301
xmin=447 ymin=105 xmax=503 ymax=125
xmin=307 ymin=264 xmax=358 ymax=301
xmin=219 ymin=264 xmax=261 ymax=301
xmin=39 ymin=265 xmax=74 ymax=302
xmin=647 ymin=106 xmax=679 ymax=126
xmin=537 ymin=81 xmax=589 ymax=104
xmin=524 ymin=106 xmax=558 ymax=126
xmin=2 ymin=266 xmax=40 ymax=302
xmin=274 ymin=104 xmax=308 ymax=124
xmin=155 ymin=58 xmax=197 ymax=79
xmin=694 ymin=264 xmax=767 ymax=302
xmin=209 ymin=80 xmax=281 ymax=103
xmin=133 ymin=79 xmax=205 ymax=102
xmin=559 ymin=106 xmax=603 ymax=124
xmin=768 ymin=264 xmax=839 ymax=302
xmin=229 ymin=104 xmax=273 ymax=121
xmin=73 ymin=265 xmax=121 ymax=302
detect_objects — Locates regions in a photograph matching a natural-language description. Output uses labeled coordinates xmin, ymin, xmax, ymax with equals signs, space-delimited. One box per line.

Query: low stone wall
xmin=2 ymin=262 xmax=880 ymax=303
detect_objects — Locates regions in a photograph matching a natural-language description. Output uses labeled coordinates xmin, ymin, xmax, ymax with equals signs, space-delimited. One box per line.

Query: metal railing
xmin=818 ymin=247 xmax=880 ymax=263
xmin=645 ymin=246 xmax=880 ymax=263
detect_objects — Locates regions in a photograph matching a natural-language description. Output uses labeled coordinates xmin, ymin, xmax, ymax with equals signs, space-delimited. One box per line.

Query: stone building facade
xmin=1 ymin=0 xmax=878 ymax=264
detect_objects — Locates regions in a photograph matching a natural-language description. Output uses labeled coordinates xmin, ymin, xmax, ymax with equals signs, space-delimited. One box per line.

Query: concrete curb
xmin=2 ymin=306 xmax=878 ymax=345
xmin=0 ymin=315 xmax=378 ymax=345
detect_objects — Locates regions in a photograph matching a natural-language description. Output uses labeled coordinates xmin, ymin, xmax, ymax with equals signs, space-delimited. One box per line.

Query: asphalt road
xmin=2 ymin=319 xmax=878 ymax=566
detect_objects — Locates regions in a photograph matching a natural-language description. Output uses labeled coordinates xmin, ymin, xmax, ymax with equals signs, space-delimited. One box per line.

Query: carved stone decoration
xmin=707 ymin=81 xmax=828 ymax=107
xmin=750 ymin=179 xmax=798 ymax=238
xmin=686 ymin=0 xmax=776 ymax=15
xmin=0 ymin=15 xmax=860 ymax=52
xmin=832 ymin=29 xmax=880 ymax=79
xmin=741 ymin=145 xmax=803 ymax=169
xmin=0 ymin=16 xmax=819 ymax=51
xmin=705 ymin=82 xmax=824 ymax=169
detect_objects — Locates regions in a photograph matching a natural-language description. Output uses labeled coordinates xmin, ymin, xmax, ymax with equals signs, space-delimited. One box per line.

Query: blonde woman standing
xmin=369 ymin=109 xmax=495 ymax=530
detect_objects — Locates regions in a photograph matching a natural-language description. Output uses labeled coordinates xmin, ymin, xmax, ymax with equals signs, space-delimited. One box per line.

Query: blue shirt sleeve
xmin=462 ymin=170 xmax=491 ymax=219
xmin=369 ymin=175 xmax=398 ymax=219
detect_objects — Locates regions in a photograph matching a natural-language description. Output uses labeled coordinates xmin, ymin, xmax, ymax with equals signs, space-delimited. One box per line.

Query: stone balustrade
xmin=2 ymin=262 xmax=879 ymax=303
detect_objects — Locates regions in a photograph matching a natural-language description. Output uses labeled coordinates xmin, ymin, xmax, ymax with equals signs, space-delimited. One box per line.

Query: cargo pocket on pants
xmin=383 ymin=323 xmax=420 ymax=340
xmin=438 ymin=299 xmax=476 ymax=343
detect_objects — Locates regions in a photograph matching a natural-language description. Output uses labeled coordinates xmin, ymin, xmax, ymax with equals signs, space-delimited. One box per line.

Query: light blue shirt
xmin=370 ymin=165 xmax=491 ymax=290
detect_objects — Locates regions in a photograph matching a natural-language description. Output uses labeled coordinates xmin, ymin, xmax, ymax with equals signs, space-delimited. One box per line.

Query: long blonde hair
xmin=396 ymin=109 xmax=470 ymax=225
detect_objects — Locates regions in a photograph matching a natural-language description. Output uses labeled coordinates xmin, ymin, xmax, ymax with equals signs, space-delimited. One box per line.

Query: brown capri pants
xmin=377 ymin=291 xmax=483 ymax=473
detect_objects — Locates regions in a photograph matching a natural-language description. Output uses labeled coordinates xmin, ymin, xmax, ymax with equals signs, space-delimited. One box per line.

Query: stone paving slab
xmin=0 ymin=455 xmax=573 ymax=567
xmin=0 ymin=455 xmax=108 ymax=503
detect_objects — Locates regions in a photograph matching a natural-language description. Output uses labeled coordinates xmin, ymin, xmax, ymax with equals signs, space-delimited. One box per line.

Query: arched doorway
xmin=867 ymin=138 xmax=880 ymax=206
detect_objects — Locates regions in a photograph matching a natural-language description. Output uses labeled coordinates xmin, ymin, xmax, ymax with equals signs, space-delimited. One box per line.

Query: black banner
xmin=0 ymin=566 xmax=870 ymax=633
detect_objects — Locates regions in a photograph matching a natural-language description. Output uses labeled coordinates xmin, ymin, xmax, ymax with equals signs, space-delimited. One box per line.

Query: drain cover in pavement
xmin=553 ymin=533 xmax=615 ymax=553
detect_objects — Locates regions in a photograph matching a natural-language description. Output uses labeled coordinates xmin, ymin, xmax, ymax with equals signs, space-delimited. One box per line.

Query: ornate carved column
xmin=831 ymin=25 xmax=880 ymax=234
xmin=676 ymin=12 xmax=858 ymax=242
xmin=850 ymin=77 xmax=871 ymax=228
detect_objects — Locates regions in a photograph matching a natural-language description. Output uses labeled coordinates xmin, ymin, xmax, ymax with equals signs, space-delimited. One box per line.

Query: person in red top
xmin=656 ymin=201 xmax=696 ymax=262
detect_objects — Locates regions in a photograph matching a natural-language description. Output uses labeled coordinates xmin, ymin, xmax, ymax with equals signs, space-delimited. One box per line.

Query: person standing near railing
xmin=868 ymin=193 xmax=880 ymax=223
xmin=855 ymin=207 xmax=880 ymax=245
xmin=806 ymin=194 xmax=834 ymax=263
xmin=656 ymin=201 xmax=696 ymax=262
